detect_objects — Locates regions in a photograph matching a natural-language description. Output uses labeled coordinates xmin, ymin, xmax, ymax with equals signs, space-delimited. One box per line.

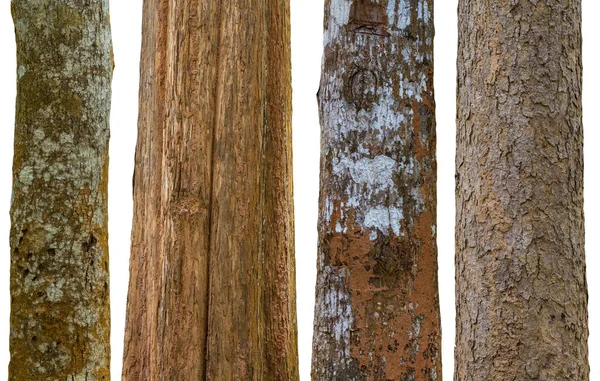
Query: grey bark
xmin=455 ymin=1 xmax=588 ymax=380
xmin=9 ymin=1 xmax=113 ymax=380
xmin=312 ymin=0 xmax=441 ymax=380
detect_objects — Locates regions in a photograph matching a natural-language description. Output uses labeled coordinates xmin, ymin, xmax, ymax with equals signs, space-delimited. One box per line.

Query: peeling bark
xmin=312 ymin=0 xmax=441 ymax=380
xmin=121 ymin=0 xmax=298 ymax=380
xmin=9 ymin=0 xmax=113 ymax=380
xmin=455 ymin=1 xmax=589 ymax=380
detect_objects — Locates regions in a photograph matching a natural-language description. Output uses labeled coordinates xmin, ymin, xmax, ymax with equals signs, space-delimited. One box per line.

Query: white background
xmin=0 ymin=1 xmax=598 ymax=379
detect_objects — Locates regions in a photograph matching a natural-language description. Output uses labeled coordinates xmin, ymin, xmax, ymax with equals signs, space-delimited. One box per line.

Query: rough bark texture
xmin=312 ymin=1 xmax=441 ymax=380
xmin=9 ymin=0 xmax=113 ymax=380
xmin=121 ymin=0 xmax=298 ymax=380
xmin=455 ymin=1 xmax=588 ymax=380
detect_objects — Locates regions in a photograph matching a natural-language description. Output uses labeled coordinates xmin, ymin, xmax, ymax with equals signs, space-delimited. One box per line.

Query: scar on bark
xmin=348 ymin=68 xmax=379 ymax=109
xmin=348 ymin=0 xmax=390 ymax=37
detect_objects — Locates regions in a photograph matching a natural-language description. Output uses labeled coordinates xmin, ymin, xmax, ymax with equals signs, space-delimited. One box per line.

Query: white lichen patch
xmin=32 ymin=128 xmax=45 ymax=142
xmin=429 ymin=368 xmax=438 ymax=381
xmin=34 ymin=363 xmax=46 ymax=374
xmin=18 ymin=166 xmax=34 ymax=185
xmin=40 ymin=138 xmax=60 ymax=154
xmin=75 ymin=305 xmax=99 ymax=326
xmin=324 ymin=0 xmax=351 ymax=46
xmin=394 ymin=0 xmax=412 ymax=30
xmin=45 ymin=280 xmax=65 ymax=302
xmin=93 ymin=205 xmax=105 ymax=226
xmin=314 ymin=266 xmax=354 ymax=359
xmin=17 ymin=65 xmax=27 ymax=79
xmin=418 ymin=0 xmax=431 ymax=24
xmin=327 ymin=152 xmax=421 ymax=236
xmin=44 ymin=223 xmax=58 ymax=237
xmin=364 ymin=206 xmax=403 ymax=235
xmin=333 ymin=155 xmax=396 ymax=190
xmin=59 ymin=132 xmax=74 ymax=144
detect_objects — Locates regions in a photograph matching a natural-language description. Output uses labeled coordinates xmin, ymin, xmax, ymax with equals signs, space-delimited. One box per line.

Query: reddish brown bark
xmin=122 ymin=0 xmax=298 ymax=380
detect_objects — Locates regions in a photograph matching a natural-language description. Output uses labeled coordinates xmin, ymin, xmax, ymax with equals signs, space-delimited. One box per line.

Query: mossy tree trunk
xmin=121 ymin=0 xmax=298 ymax=380
xmin=455 ymin=1 xmax=589 ymax=380
xmin=311 ymin=0 xmax=441 ymax=379
xmin=9 ymin=0 xmax=113 ymax=380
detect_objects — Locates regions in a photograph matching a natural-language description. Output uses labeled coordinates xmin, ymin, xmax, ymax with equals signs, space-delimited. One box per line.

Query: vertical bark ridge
xmin=262 ymin=0 xmax=299 ymax=378
xmin=312 ymin=0 xmax=441 ymax=380
xmin=455 ymin=1 xmax=588 ymax=380
xmin=203 ymin=0 xmax=224 ymax=377
xmin=122 ymin=0 xmax=298 ymax=379
xmin=123 ymin=0 xmax=220 ymax=378
xmin=9 ymin=0 xmax=113 ymax=380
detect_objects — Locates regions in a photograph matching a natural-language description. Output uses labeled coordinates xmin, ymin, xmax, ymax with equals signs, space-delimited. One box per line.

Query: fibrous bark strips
xmin=455 ymin=1 xmax=589 ymax=380
xmin=9 ymin=0 xmax=113 ymax=380
xmin=312 ymin=0 xmax=441 ymax=379
xmin=122 ymin=0 xmax=298 ymax=380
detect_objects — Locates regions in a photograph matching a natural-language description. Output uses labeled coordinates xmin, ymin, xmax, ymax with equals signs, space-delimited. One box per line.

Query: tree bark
xmin=311 ymin=1 xmax=441 ymax=379
xmin=455 ymin=1 xmax=588 ymax=380
xmin=9 ymin=1 xmax=113 ymax=380
xmin=121 ymin=0 xmax=298 ymax=380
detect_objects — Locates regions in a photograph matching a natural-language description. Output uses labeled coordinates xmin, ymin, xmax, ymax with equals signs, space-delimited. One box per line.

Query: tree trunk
xmin=121 ymin=0 xmax=298 ymax=380
xmin=455 ymin=1 xmax=588 ymax=380
xmin=311 ymin=1 xmax=441 ymax=379
xmin=9 ymin=1 xmax=113 ymax=380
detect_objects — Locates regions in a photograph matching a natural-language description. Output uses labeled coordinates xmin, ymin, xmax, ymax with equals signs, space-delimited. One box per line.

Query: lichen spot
xmin=45 ymin=279 xmax=65 ymax=302
xmin=75 ymin=305 xmax=99 ymax=326
xmin=18 ymin=166 xmax=34 ymax=185
xmin=17 ymin=65 xmax=26 ymax=79
xmin=348 ymin=0 xmax=390 ymax=37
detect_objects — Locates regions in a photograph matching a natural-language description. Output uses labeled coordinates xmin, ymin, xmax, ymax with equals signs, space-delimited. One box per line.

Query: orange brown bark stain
xmin=408 ymin=180 xmax=442 ymax=374
xmin=323 ymin=196 xmax=440 ymax=380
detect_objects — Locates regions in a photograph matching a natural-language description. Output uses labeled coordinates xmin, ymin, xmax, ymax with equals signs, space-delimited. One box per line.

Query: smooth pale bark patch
xmin=455 ymin=1 xmax=589 ymax=380
xmin=312 ymin=0 xmax=441 ymax=380
xmin=9 ymin=0 xmax=113 ymax=380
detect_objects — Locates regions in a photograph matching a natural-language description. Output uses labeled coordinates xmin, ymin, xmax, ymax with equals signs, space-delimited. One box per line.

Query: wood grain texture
xmin=9 ymin=0 xmax=113 ymax=380
xmin=312 ymin=1 xmax=441 ymax=380
xmin=121 ymin=0 xmax=298 ymax=380
xmin=455 ymin=1 xmax=589 ymax=380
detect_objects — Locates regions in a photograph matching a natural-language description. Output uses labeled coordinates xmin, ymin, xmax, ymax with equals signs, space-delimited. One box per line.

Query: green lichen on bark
xmin=9 ymin=0 xmax=113 ymax=380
